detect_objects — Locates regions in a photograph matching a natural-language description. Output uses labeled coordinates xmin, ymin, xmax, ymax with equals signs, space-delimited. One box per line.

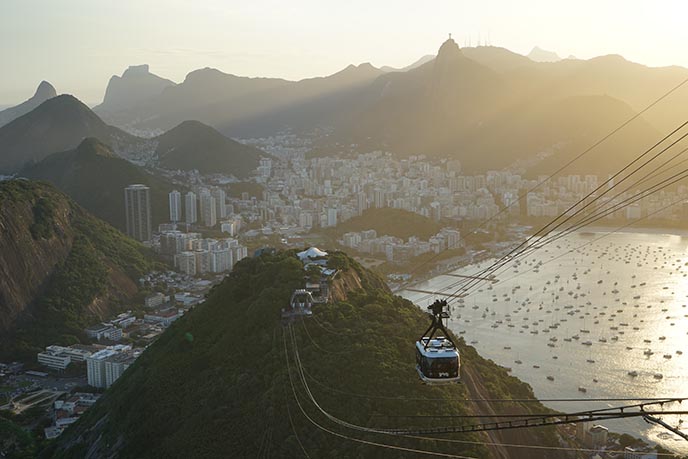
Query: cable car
xmin=281 ymin=289 xmax=314 ymax=320
xmin=415 ymin=299 xmax=460 ymax=384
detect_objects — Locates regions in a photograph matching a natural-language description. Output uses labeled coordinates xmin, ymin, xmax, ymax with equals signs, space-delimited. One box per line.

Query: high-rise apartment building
xmin=212 ymin=189 xmax=227 ymax=219
xmin=185 ymin=191 xmax=197 ymax=224
xmin=169 ymin=190 xmax=182 ymax=222
xmin=124 ymin=184 xmax=151 ymax=241
xmin=200 ymin=192 xmax=217 ymax=227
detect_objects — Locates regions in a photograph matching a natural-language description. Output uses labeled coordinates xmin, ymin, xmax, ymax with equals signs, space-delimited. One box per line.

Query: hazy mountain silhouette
xmin=528 ymin=46 xmax=562 ymax=62
xmin=21 ymin=138 xmax=174 ymax=230
xmin=0 ymin=81 xmax=57 ymax=128
xmin=0 ymin=95 xmax=138 ymax=173
xmin=49 ymin=39 xmax=688 ymax=175
xmin=95 ymin=64 xmax=176 ymax=116
xmin=154 ymin=120 xmax=270 ymax=178
xmin=461 ymin=46 xmax=534 ymax=73
xmin=381 ymin=54 xmax=435 ymax=72
xmin=99 ymin=63 xmax=385 ymax=134
xmin=1 ymin=93 xmax=271 ymax=180
xmin=337 ymin=38 xmax=508 ymax=158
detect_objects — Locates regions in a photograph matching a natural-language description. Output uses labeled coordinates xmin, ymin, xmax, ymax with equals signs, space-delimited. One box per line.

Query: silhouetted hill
xmin=0 ymin=81 xmax=57 ymax=127
xmin=339 ymin=38 xmax=509 ymax=159
xmin=45 ymin=251 xmax=564 ymax=459
xmin=154 ymin=120 xmax=269 ymax=178
xmin=528 ymin=46 xmax=561 ymax=62
xmin=329 ymin=40 xmax=666 ymax=174
xmin=0 ymin=95 xmax=138 ymax=173
xmin=21 ymin=138 xmax=175 ymax=231
xmin=449 ymin=94 xmax=662 ymax=173
xmin=0 ymin=179 xmax=158 ymax=361
xmin=461 ymin=46 xmax=534 ymax=73
xmin=380 ymin=54 xmax=435 ymax=72
xmin=100 ymin=63 xmax=385 ymax=135
xmin=95 ymin=64 xmax=176 ymax=116
xmin=80 ymin=40 xmax=688 ymax=174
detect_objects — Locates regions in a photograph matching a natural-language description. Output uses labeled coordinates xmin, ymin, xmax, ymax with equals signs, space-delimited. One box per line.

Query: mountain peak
xmin=96 ymin=65 xmax=175 ymax=113
xmin=527 ymin=46 xmax=561 ymax=63
xmin=0 ymin=81 xmax=58 ymax=128
xmin=122 ymin=64 xmax=151 ymax=77
xmin=433 ymin=37 xmax=465 ymax=75
xmin=74 ymin=137 xmax=117 ymax=158
xmin=34 ymin=81 xmax=57 ymax=99
xmin=437 ymin=37 xmax=462 ymax=60
xmin=41 ymin=94 xmax=94 ymax=116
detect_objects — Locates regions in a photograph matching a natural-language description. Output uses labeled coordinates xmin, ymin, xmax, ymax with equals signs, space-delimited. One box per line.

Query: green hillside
xmin=46 ymin=251 xmax=562 ymax=458
xmin=0 ymin=179 xmax=159 ymax=361
xmin=21 ymin=138 xmax=175 ymax=231
xmin=0 ymin=95 xmax=138 ymax=173
xmin=155 ymin=120 xmax=269 ymax=178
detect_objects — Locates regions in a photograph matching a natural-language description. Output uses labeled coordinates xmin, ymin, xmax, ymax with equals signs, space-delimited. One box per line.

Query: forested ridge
xmin=46 ymin=251 xmax=561 ymax=458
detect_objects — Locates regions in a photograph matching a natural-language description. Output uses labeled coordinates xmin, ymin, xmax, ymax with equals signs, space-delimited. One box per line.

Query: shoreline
xmin=581 ymin=225 xmax=688 ymax=237
xmin=394 ymin=225 xmax=688 ymax=294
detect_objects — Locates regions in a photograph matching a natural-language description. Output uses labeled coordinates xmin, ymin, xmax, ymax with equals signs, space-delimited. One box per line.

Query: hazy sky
xmin=2 ymin=0 xmax=688 ymax=105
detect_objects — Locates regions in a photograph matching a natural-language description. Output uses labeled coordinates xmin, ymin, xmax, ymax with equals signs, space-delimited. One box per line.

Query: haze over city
xmin=2 ymin=2 xmax=688 ymax=458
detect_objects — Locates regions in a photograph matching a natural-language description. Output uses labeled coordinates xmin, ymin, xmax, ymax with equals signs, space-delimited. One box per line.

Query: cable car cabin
xmin=281 ymin=289 xmax=314 ymax=320
xmin=415 ymin=336 xmax=460 ymax=384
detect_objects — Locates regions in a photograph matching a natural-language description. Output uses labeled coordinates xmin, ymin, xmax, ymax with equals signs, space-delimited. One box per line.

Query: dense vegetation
xmin=0 ymin=179 xmax=159 ymax=361
xmin=155 ymin=120 xmax=270 ymax=178
xmin=22 ymin=138 xmax=175 ymax=231
xmin=326 ymin=208 xmax=445 ymax=240
xmin=29 ymin=197 xmax=56 ymax=240
xmin=46 ymin=251 xmax=560 ymax=458
xmin=0 ymin=414 xmax=37 ymax=459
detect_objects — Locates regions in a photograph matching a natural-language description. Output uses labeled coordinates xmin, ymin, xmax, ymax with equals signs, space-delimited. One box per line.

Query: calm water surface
xmin=400 ymin=231 xmax=688 ymax=453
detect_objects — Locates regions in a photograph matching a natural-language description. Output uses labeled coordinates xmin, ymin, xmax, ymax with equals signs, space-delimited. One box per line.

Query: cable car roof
xmin=416 ymin=338 xmax=459 ymax=358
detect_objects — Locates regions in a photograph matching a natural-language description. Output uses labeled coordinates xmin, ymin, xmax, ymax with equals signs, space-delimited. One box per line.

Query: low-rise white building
xmin=37 ymin=345 xmax=94 ymax=370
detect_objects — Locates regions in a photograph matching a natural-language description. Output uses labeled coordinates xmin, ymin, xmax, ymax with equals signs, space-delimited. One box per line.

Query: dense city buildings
xmin=124 ymin=184 xmax=152 ymax=242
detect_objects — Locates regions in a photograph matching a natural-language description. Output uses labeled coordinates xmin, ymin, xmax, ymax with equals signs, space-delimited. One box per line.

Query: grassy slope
xmin=46 ymin=252 xmax=560 ymax=459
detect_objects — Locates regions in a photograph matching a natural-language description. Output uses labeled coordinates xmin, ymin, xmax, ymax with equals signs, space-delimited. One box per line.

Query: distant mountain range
xmin=4 ymin=40 xmax=688 ymax=180
xmin=0 ymin=80 xmax=56 ymax=128
xmin=81 ymin=40 xmax=688 ymax=176
xmin=94 ymin=62 xmax=386 ymax=136
xmin=527 ymin=46 xmax=562 ymax=62
xmin=0 ymin=94 xmax=138 ymax=173
xmin=380 ymin=54 xmax=435 ymax=72
xmin=0 ymin=93 xmax=270 ymax=181
xmin=95 ymin=64 xmax=176 ymax=114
